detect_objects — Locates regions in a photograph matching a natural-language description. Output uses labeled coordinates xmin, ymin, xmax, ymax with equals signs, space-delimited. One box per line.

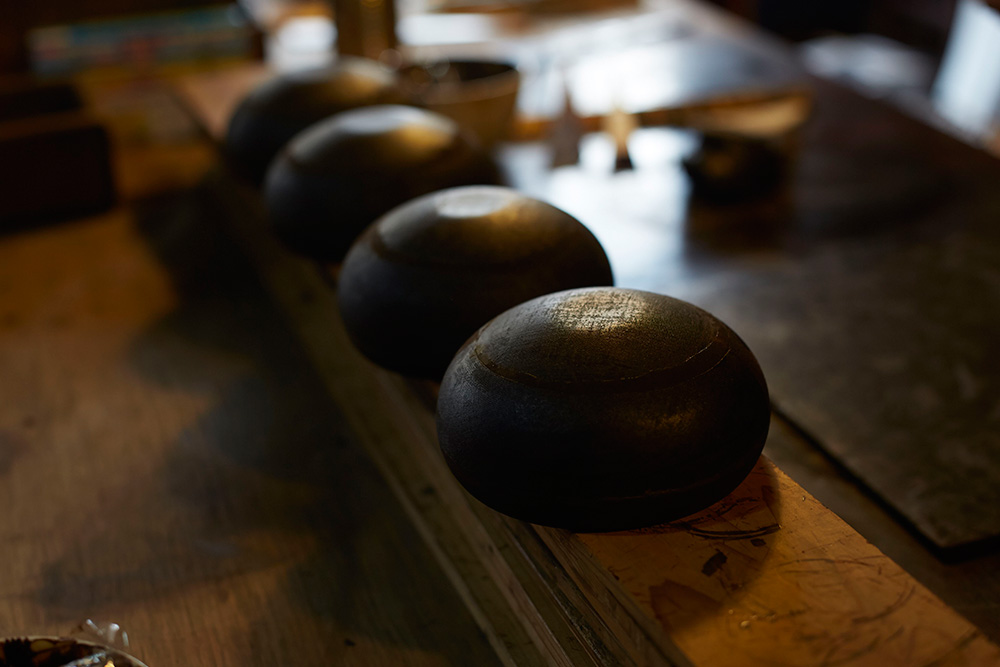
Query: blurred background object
xmin=332 ymin=0 xmax=398 ymax=59
xmin=0 ymin=635 xmax=148 ymax=667
xmin=0 ymin=1 xmax=261 ymax=78
xmin=707 ymin=0 xmax=955 ymax=50
xmin=0 ymin=0 xmax=265 ymax=227
xmin=800 ymin=34 xmax=935 ymax=105
xmin=933 ymin=0 xmax=1000 ymax=143
xmin=25 ymin=5 xmax=258 ymax=78
xmin=708 ymin=0 xmax=1000 ymax=151
xmin=0 ymin=79 xmax=115 ymax=226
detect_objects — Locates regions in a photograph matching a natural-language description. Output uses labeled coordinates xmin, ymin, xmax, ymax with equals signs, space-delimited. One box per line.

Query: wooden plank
xmin=764 ymin=410 xmax=1000 ymax=645
xmin=203 ymin=168 xmax=1000 ymax=666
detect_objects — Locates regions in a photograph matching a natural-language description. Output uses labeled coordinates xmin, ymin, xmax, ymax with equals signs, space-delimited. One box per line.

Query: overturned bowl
xmin=225 ymin=57 xmax=406 ymax=186
xmin=265 ymin=105 xmax=500 ymax=260
xmin=338 ymin=186 xmax=614 ymax=380
xmin=400 ymin=59 xmax=520 ymax=148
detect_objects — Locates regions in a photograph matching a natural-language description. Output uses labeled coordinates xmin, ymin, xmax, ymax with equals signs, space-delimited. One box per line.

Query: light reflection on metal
xmin=434 ymin=187 xmax=517 ymax=220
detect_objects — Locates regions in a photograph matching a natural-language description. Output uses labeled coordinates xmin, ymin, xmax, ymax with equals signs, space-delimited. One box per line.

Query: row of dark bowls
xmin=225 ymin=56 xmax=770 ymax=532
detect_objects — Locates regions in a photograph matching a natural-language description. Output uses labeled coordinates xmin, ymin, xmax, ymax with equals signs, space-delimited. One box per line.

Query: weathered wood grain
xmin=0 ymin=192 xmax=505 ymax=666
xmin=546 ymin=461 xmax=1000 ymax=666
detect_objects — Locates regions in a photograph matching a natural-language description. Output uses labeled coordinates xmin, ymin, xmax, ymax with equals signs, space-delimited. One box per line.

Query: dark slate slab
xmin=502 ymin=78 xmax=1000 ymax=551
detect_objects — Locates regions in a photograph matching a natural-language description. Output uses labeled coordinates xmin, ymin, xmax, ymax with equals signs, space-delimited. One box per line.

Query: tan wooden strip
xmin=542 ymin=460 xmax=1000 ymax=666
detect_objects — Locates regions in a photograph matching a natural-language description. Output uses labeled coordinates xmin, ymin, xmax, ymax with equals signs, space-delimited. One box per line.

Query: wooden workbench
xmin=1 ymin=145 xmax=993 ymax=664
xmin=1 ymin=0 xmax=1000 ymax=665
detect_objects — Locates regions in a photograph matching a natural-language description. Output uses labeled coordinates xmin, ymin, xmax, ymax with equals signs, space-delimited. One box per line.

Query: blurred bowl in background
xmin=400 ymin=59 xmax=520 ymax=148
xmin=264 ymin=105 xmax=500 ymax=261
xmin=225 ymin=56 xmax=407 ymax=186
xmin=673 ymin=90 xmax=812 ymax=203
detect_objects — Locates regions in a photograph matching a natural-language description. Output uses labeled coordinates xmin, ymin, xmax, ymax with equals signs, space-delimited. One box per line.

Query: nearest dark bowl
xmin=437 ymin=287 xmax=771 ymax=532
xmin=337 ymin=186 xmax=614 ymax=380
xmin=264 ymin=105 xmax=500 ymax=261
xmin=225 ymin=57 xmax=406 ymax=186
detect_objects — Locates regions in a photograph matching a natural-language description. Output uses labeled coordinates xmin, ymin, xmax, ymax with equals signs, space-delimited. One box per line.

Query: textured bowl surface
xmin=437 ymin=287 xmax=771 ymax=532
xmin=265 ymin=105 xmax=499 ymax=260
xmin=225 ymin=57 xmax=405 ymax=186
xmin=338 ymin=186 xmax=613 ymax=379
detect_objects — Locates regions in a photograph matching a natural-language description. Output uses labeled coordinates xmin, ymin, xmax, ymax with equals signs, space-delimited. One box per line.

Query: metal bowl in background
xmin=225 ymin=56 xmax=407 ymax=186
xmin=400 ymin=59 xmax=520 ymax=148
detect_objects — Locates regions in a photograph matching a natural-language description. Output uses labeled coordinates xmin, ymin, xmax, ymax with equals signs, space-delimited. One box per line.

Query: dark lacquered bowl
xmin=264 ymin=105 xmax=500 ymax=261
xmin=225 ymin=57 xmax=406 ymax=186
xmin=337 ymin=186 xmax=614 ymax=380
xmin=437 ymin=287 xmax=771 ymax=532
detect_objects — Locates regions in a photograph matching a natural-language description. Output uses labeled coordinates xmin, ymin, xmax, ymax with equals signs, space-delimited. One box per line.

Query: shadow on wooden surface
xmin=20 ymin=188 xmax=502 ymax=665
